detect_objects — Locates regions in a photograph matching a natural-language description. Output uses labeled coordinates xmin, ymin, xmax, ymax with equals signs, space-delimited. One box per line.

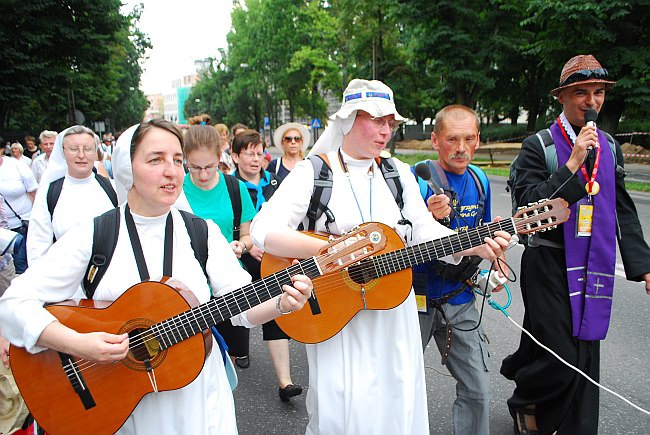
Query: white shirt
xmin=31 ymin=154 xmax=49 ymax=183
xmin=27 ymin=173 xmax=117 ymax=263
xmin=0 ymin=206 xmax=252 ymax=434
xmin=0 ymin=157 xmax=38 ymax=228
xmin=251 ymin=150 xmax=456 ymax=435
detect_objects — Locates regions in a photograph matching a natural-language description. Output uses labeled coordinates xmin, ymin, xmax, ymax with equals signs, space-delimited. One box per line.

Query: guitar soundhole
xmin=128 ymin=328 xmax=160 ymax=361
xmin=119 ymin=319 xmax=167 ymax=371
xmin=347 ymin=262 xmax=376 ymax=285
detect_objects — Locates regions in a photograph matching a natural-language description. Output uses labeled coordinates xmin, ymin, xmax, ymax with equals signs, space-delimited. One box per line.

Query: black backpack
xmin=47 ymin=174 xmax=118 ymax=218
xmin=304 ymin=154 xmax=406 ymax=232
xmin=221 ymin=173 xmax=242 ymax=240
xmin=82 ymin=208 xmax=209 ymax=299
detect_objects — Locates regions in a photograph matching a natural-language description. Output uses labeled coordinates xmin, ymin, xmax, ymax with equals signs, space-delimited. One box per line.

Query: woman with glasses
xmin=231 ymin=129 xmax=303 ymax=401
xmin=27 ymin=125 xmax=117 ymax=265
xmin=268 ymin=123 xmax=310 ymax=180
xmin=183 ymin=124 xmax=257 ymax=369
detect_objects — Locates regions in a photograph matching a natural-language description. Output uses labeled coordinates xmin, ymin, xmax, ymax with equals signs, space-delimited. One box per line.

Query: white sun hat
xmin=309 ymin=79 xmax=404 ymax=156
xmin=273 ymin=122 xmax=311 ymax=152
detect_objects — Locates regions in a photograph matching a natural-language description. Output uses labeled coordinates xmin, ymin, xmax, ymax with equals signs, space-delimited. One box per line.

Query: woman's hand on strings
xmin=278 ymin=259 xmax=314 ymax=314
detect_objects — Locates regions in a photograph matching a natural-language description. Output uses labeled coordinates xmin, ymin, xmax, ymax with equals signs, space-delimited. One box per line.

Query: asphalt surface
xmin=232 ymin=165 xmax=650 ymax=434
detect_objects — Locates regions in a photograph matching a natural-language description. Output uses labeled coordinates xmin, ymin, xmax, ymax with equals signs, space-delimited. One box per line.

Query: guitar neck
xmin=368 ymin=218 xmax=516 ymax=278
xmin=152 ymin=258 xmax=321 ymax=350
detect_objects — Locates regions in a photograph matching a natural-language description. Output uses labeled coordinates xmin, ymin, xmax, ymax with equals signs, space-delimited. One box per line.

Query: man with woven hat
xmin=251 ymin=79 xmax=511 ymax=434
xmin=501 ymin=54 xmax=650 ymax=434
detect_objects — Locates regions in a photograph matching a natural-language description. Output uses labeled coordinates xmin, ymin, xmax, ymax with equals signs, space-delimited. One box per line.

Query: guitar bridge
xmin=59 ymin=352 xmax=96 ymax=410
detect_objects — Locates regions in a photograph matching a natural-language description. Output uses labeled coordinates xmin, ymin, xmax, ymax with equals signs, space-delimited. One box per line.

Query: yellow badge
xmin=577 ymin=204 xmax=593 ymax=237
xmin=415 ymin=294 xmax=428 ymax=313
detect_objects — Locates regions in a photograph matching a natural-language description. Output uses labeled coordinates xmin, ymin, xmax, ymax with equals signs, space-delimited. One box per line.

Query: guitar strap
xmin=124 ymin=204 xmax=174 ymax=281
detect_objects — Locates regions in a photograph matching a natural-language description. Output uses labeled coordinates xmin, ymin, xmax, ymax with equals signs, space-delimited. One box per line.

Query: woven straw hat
xmin=0 ymin=365 xmax=29 ymax=434
xmin=551 ymin=54 xmax=616 ymax=96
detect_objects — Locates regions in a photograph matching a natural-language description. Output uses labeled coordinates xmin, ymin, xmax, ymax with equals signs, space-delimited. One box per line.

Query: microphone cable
xmin=480 ymin=269 xmax=650 ymax=417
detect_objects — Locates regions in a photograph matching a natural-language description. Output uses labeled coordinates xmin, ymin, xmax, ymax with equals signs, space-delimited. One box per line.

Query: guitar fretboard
xmin=366 ymin=218 xmax=515 ymax=280
xmin=151 ymin=258 xmax=321 ymax=350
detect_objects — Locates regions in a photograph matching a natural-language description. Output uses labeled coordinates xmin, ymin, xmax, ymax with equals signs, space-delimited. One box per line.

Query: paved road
xmin=234 ymin=171 xmax=650 ymax=434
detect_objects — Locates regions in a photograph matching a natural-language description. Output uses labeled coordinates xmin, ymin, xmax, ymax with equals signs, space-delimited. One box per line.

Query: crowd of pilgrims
xmin=0 ymin=115 xmax=310 ymax=405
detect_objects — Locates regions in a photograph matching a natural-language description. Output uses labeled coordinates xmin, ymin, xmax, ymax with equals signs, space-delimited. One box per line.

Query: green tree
xmin=0 ymin=0 xmax=149 ymax=134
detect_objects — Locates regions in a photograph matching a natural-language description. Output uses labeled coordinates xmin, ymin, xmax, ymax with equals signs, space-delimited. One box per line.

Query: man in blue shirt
xmin=412 ymin=105 xmax=506 ymax=435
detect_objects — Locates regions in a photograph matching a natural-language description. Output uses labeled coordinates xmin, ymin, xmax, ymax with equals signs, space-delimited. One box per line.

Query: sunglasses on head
xmin=559 ymin=68 xmax=609 ymax=88
xmin=283 ymin=136 xmax=303 ymax=143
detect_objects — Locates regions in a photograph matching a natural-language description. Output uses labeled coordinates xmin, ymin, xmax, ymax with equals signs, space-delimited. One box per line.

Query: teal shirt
xmin=183 ymin=172 xmax=256 ymax=242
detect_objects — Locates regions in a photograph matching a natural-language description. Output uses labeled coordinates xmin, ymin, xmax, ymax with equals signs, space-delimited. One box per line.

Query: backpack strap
xmin=46 ymin=177 xmax=65 ymax=218
xmin=466 ymin=164 xmax=488 ymax=224
xmin=83 ymin=208 xmax=120 ymax=299
xmin=94 ymin=173 xmax=118 ymax=207
xmin=275 ymin=157 xmax=282 ymax=175
xmin=377 ymin=157 xmax=404 ymax=211
xmin=306 ymin=154 xmax=335 ymax=232
xmin=179 ymin=210 xmax=209 ymax=280
xmin=535 ymin=128 xmax=556 ymax=174
xmin=427 ymin=160 xmax=451 ymax=192
xmin=83 ymin=209 xmax=211 ymax=299
xmin=223 ymin=173 xmax=242 ymax=240
xmin=48 ymin=174 xmax=117 ymax=219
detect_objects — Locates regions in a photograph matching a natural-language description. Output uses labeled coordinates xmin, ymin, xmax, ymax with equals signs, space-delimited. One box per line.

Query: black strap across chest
xmin=124 ymin=204 xmax=174 ymax=281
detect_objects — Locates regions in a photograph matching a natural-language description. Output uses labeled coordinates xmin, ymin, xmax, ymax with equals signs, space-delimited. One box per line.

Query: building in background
xmin=144 ymin=94 xmax=164 ymax=121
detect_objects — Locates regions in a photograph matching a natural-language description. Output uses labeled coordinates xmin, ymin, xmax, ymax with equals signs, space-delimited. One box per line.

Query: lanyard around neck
xmin=337 ymin=148 xmax=373 ymax=223
xmin=125 ymin=204 xmax=174 ymax=281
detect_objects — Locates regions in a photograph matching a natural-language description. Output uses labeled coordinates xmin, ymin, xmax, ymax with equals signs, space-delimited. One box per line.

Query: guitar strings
xmin=66 ymin=215 xmax=547 ymax=376
xmin=122 ymin=217 xmax=529 ymax=351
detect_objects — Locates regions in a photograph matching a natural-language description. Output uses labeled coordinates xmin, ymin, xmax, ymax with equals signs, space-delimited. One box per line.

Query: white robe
xmin=0 ymin=206 xmax=252 ymax=434
xmin=251 ymin=150 xmax=456 ymax=435
xmin=27 ymin=173 xmax=117 ymax=263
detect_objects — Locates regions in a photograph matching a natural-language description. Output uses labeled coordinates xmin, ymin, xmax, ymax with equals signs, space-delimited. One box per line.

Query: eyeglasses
xmin=187 ymin=163 xmax=219 ymax=174
xmin=283 ymin=136 xmax=303 ymax=143
xmin=64 ymin=146 xmax=96 ymax=155
xmin=559 ymin=68 xmax=609 ymax=88
xmin=240 ymin=151 xmax=265 ymax=159
xmin=357 ymin=114 xmax=401 ymax=133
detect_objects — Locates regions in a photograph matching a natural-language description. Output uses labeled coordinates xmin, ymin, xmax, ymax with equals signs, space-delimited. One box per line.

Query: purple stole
xmin=550 ymin=121 xmax=617 ymax=341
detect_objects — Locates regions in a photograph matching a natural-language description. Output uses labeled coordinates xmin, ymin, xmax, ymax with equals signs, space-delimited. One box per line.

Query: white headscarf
xmin=111 ymin=123 xmax=192 ymax=211
xmin=308 ymin=79 xmax=405 ymax=157
xmin=34 ymin=126 xmax=96 ymax=208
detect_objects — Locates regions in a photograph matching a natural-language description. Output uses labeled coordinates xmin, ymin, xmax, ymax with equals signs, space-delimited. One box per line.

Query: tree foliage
xmin=0 ymin=0 xmax=150 ymax=135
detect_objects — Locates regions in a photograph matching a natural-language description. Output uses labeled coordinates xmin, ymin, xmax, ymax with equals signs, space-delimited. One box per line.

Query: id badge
xmin=415 ymin=294 xmax=428 ymax=314
xmin=576 ymin=199 xmax=593 ymax=237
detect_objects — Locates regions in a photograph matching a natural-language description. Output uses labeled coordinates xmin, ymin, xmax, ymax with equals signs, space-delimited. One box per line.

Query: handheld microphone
xmin=584 ymin=109 xmax=598 ymax=151
xmin=415 ymin=163 xmax=444 ymax=194
xmin=584 ymin=109 xmax=598 ymax=128
xmin=415 ymin=163 xmax=450 ymax=226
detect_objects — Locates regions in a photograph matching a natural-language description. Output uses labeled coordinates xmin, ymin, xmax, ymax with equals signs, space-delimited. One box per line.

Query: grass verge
xmin=395 ymin=153 xmax=650 ymax=192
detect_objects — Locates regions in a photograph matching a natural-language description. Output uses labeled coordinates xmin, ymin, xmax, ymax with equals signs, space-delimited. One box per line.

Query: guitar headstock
xmin=315 ymin=223 xmax=387 ymax=274
xmin=513 ymin=198 xmax=570 ymax=235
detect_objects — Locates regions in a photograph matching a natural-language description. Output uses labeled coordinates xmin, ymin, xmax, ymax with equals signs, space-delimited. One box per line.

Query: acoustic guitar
xmin=9 ymin=225 xmax=385 ymax=435
xmin=262 ymin=198 xmax=570 ymax=343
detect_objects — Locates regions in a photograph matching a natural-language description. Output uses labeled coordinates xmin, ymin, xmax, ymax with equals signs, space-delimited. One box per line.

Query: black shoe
xmin=234 ymin=356 xmax=250 ymax=369
xmin=279 ymin=384 xmax=303 ymax=401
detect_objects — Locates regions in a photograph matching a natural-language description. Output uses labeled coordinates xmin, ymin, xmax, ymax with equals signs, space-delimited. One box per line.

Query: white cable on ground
xmin=503 ymin=314 xmax=650 ymax=416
